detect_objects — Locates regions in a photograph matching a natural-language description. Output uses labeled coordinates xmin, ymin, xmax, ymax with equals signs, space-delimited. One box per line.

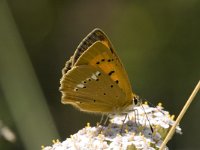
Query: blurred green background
xmin=0 ymin=0 xmax=200 ymax=149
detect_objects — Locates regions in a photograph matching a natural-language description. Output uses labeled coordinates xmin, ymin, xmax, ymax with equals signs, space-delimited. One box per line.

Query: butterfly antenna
xmin=141 ymin=104 xmax=154 ymax=133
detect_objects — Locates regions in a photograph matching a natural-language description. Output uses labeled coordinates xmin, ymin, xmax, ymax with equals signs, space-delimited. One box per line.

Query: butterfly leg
xmin=97 ymin=114 xmax=104 ymax=126
xmin=96 ymin=114 xmax=105 ymax=136
xmin=103 ymin=114 xmax=110 ymax=125
xmin=120 ymin=113 xmax=129 ymax=134
xmin=96 ymin=114 xmax=109 ymax=127
xmin=96 ymin=114 xmax=111 ymax=136
xmin=133 ymin=108 xmax=140 ymax=127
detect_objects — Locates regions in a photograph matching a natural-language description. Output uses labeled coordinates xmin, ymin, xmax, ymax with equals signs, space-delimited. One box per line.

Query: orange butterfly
xmin=60 ymin=28 xmax=139 ymax=114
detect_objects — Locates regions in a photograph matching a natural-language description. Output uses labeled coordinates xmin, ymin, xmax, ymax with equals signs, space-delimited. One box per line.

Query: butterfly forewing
xmin=74 ymin=41 xmax=133 ymax=102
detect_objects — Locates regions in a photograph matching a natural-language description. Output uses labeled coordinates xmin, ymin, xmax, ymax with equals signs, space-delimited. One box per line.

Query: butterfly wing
xmin=74 ymin=41 xmax=133 ymax=102
xmin=60 ymin=28 xmax=136 ymax=113
xmin=60 ymin=65 xmax=130 ymax=113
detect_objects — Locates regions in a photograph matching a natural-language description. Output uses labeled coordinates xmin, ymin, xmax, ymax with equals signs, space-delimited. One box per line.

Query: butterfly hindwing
xmin=60 ymin=65 xmax=131 ymax=113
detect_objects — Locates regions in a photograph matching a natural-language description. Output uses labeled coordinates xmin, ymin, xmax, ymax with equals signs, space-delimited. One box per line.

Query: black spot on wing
xmin=108 ymin=70 xmax=115 ymax=76
xmin=87 ymin=78 xmax=91 ymax=81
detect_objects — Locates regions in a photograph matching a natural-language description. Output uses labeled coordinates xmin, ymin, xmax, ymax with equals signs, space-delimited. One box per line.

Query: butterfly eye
xmin=133 ymin=97 xmax=138 ymax=105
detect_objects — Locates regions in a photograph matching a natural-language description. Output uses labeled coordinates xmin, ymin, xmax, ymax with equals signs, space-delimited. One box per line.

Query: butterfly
xmin=60 ymin=28 xmax=140 ymax=114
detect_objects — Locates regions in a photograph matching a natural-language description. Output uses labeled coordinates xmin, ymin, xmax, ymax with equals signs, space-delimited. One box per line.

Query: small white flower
xmin=42 ymin=103 xmax=182 ymax=150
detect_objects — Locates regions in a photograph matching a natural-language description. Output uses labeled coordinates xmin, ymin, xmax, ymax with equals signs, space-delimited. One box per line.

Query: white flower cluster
xmin=42 ymin=103 xmax=182 ymax=150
